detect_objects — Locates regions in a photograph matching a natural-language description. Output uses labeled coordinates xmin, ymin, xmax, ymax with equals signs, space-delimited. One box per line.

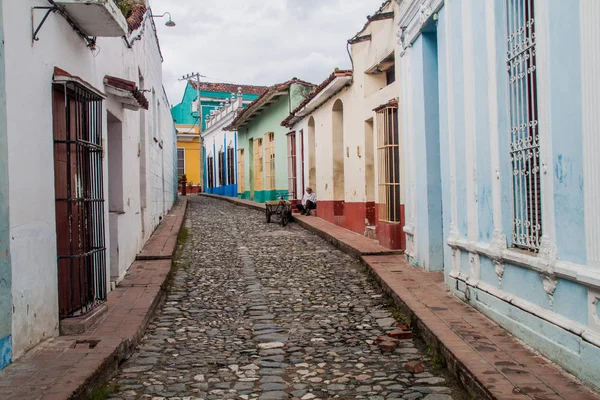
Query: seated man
xmin=297 ymin=187 xmax=317 ymax=216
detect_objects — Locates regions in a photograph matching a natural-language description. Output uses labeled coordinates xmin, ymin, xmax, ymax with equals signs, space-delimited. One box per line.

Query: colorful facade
xmin=202 ymin=89 xmax=253 ymax=197
xmin=171 ymin=82 xmax=266 ymax=186
xmin=227 ymin=79 xmax=314 ymax=203
xmin=397 ymin=0 xmax=600 ymax=389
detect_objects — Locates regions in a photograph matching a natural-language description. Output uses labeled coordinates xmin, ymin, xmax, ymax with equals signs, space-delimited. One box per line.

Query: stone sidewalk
xmin=0 ymin=198 xmax=187 ymax=400
xmin=204 ymin=194 xmax=600 ymax=400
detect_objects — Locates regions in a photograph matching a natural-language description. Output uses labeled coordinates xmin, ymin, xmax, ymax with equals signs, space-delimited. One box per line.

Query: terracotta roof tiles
xmin=281 ymin=70 xmax=352 ymax=128
xmin=189 ymin=81 xmax=269 ymax=96
xmin=225 ymin=78 xmax=316 ymax=131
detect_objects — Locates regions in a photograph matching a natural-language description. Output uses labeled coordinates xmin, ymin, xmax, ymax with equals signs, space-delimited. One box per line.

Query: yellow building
xmin=176 ymin=124 xmax=201 ymax=185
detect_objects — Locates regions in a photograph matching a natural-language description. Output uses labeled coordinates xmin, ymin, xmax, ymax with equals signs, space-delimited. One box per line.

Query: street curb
xmin=359 ymin=259 xmax=492 ymax=400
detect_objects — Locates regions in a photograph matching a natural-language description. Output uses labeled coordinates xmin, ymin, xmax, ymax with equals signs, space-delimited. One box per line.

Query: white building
xmin=283 ymin=0 xmax=404 ymax=249
xmin=0 ymin=0 xmax=176 ymax=369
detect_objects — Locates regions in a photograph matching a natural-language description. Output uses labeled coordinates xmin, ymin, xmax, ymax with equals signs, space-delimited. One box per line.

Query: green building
xmin=226 ymin=78 xmax=314 ymax=203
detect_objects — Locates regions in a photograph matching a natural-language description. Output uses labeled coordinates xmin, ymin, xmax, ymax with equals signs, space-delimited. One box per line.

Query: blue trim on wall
xmin=548 ymin=0 xmax=586 ymax=264
xmin=0 ymin=335 xmax=11 ymax=370
xmin=437 ymin=6 xmax=453 ymax=279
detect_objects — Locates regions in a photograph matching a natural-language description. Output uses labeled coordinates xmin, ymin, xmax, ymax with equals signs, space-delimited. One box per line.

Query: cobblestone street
xmin=110 ymin=196 xmax=465 ymax=400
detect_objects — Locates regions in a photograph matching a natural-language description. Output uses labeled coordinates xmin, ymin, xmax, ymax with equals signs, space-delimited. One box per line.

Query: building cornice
xmin=396 ymin=0 xmax=444 ymax=53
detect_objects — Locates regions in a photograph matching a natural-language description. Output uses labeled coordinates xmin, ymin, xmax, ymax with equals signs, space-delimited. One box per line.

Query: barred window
xmin=507 ymin=0 xmax=541 ymax=251
xmin=376 ymin=105 xmax=400 ymax=223
xmin=207 ymin=156 xmax=215 ymax=188
xmin=227 ymin=146 xmax=235 ymax=185
xmin=218 ymin=150 xmax=225 ymax=187
xmin=253 ymin=138 xmax=263 ymax=191
xmin=177 ymin=148 xmax=185 ymax=177
xmin=238 ymin=148 xmax=245 ymax=194
xmin=265 ymin=132 xmax=276 ymax=191
xmin=287 ymin=132 xmax=297 ymax=200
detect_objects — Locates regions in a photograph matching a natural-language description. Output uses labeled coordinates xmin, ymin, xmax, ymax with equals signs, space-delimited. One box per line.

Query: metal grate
xmin=218 ymin=150 xmax=225 ymax=187
xmin=376 ymin=106 xmax=401 ymax=223
xmin=287 ymin=133 xmax=297 ymax=200
xmin=227 ymin=147 xmax=235 ymax=185
xmin=53 ymin=81 xmax=106 ymax=319
xmin=207 ymin=156 xmax=215 ymax=188
xmin=506 ymin=0 xmax=542 ymax=251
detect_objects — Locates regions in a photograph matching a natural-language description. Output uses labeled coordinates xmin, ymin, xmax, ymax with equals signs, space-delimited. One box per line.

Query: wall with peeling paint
xmin=0 ymin=0 xmax=13 ymax=371
xmin=397 ymin=0 xmax=600 ymax=390
xmin=1 ymin=0 xmax=176 ymax=364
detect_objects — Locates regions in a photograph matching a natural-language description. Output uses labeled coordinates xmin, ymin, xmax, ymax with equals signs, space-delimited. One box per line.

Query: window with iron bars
xmin=177 ymin=148 xmax=185 ymax=177
xmin=227 ymin=147 xmax=236 ymax=185
xmin=218 ymin=150 xmax=225 ymax=187
xmin=376 ymin=106 xmax=401 ymax=223
xmin=265 ymin=132 xmax=276 ymax=191
xmin=287 ymin=132 xmax=297 ymax=200
xmin=52 ymin=80 xmax=106 ymax=318
xmin=207 ymin=156 xmax=215 ymax=188
xmin=507 ymin=0 xmax=541 ymax=252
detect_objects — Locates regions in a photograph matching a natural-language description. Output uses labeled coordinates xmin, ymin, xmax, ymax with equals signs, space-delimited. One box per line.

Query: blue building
xmin=398 ymin=0 xmax=600 ymax=389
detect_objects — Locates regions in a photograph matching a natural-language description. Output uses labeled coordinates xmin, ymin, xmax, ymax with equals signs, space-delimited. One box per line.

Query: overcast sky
xmin=149 ymin=0 xmax=385 ymax=106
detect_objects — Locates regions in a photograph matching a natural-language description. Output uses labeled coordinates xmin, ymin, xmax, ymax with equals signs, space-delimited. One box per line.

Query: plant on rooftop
xmin=115 ymin=0 xmax=143 ymax=19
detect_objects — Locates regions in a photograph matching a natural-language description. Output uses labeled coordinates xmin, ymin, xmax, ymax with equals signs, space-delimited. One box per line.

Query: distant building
xmin=226 ymin=79 xmax=315 ymax=203
xmin=170 ymin=82 xmax=267 ymax=187
xmin=202 ymin=88 xmax=246 ymax=197
xmin=0 ymin=0 xmax=176 ymax=369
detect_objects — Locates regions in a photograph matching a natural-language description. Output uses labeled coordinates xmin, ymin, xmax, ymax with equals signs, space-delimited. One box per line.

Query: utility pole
xmin=180 ymin=72 xmax=203 ymax=190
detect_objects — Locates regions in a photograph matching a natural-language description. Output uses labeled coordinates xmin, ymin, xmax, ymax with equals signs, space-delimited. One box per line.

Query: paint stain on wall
xmin=554 ymin=154 xmax=574 ymax=187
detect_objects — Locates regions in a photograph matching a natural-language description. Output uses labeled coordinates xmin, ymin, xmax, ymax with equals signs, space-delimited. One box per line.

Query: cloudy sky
xmin=149 ymin=0 xmax=385 ymax=106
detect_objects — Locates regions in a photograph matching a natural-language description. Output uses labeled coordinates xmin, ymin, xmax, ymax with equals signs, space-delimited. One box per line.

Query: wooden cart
xmin=265 ymin=197 xmax=292 ymax=226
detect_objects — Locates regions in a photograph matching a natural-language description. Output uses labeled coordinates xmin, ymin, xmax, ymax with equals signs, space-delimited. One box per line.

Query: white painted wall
xmin=2 ymin=0 xmax=175 ymax=359
xmin=291 ymin=1 xmax=403 ymax=208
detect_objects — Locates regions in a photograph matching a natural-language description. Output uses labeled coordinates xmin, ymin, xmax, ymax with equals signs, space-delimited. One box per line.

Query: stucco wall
xmin=398 ymin=0 xmax=600 ymax=389
xmin=2 ymin=1 xmax=175 ymax=361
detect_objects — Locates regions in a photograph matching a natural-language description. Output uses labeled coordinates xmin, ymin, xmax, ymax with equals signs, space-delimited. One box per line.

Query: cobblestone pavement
xmin=109 ymin=196 xmax=466 ymax=400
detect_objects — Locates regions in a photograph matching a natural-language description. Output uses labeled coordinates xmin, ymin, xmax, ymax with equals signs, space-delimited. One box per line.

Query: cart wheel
xmin=266 ymin=207 xmax=271 ymax=223
xmin=281 ymin=211 xmax=288 ymax=226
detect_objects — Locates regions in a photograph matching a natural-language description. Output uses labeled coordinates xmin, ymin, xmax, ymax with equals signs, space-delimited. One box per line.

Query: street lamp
xmin=151 ymin=12 xmax=176 ymax=27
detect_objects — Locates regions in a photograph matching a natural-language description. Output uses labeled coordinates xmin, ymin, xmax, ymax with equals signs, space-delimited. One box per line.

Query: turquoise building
xmin=171 ymin=82 xmax=267 ymax=186
xmin=171 ymin=81 xmax=267 ymax=130
xmin=398 ymin=0 xmax=600 ymax=390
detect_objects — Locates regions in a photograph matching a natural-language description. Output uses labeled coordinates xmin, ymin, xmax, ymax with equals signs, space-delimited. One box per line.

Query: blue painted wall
xmin=548 ymin=1 xmax=586 ymax=264
xmin=428 ymin=0 xmax=599 ymax=389
xmin=0 ymin=0 xmax=13 ymax=370
xmin=411 ymin=30 xmax=444 ymax=271
xmin=472 ymin=0 xmax=494 ymax=243
xmin=203 ymin=132 xmax=239 ymax=198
